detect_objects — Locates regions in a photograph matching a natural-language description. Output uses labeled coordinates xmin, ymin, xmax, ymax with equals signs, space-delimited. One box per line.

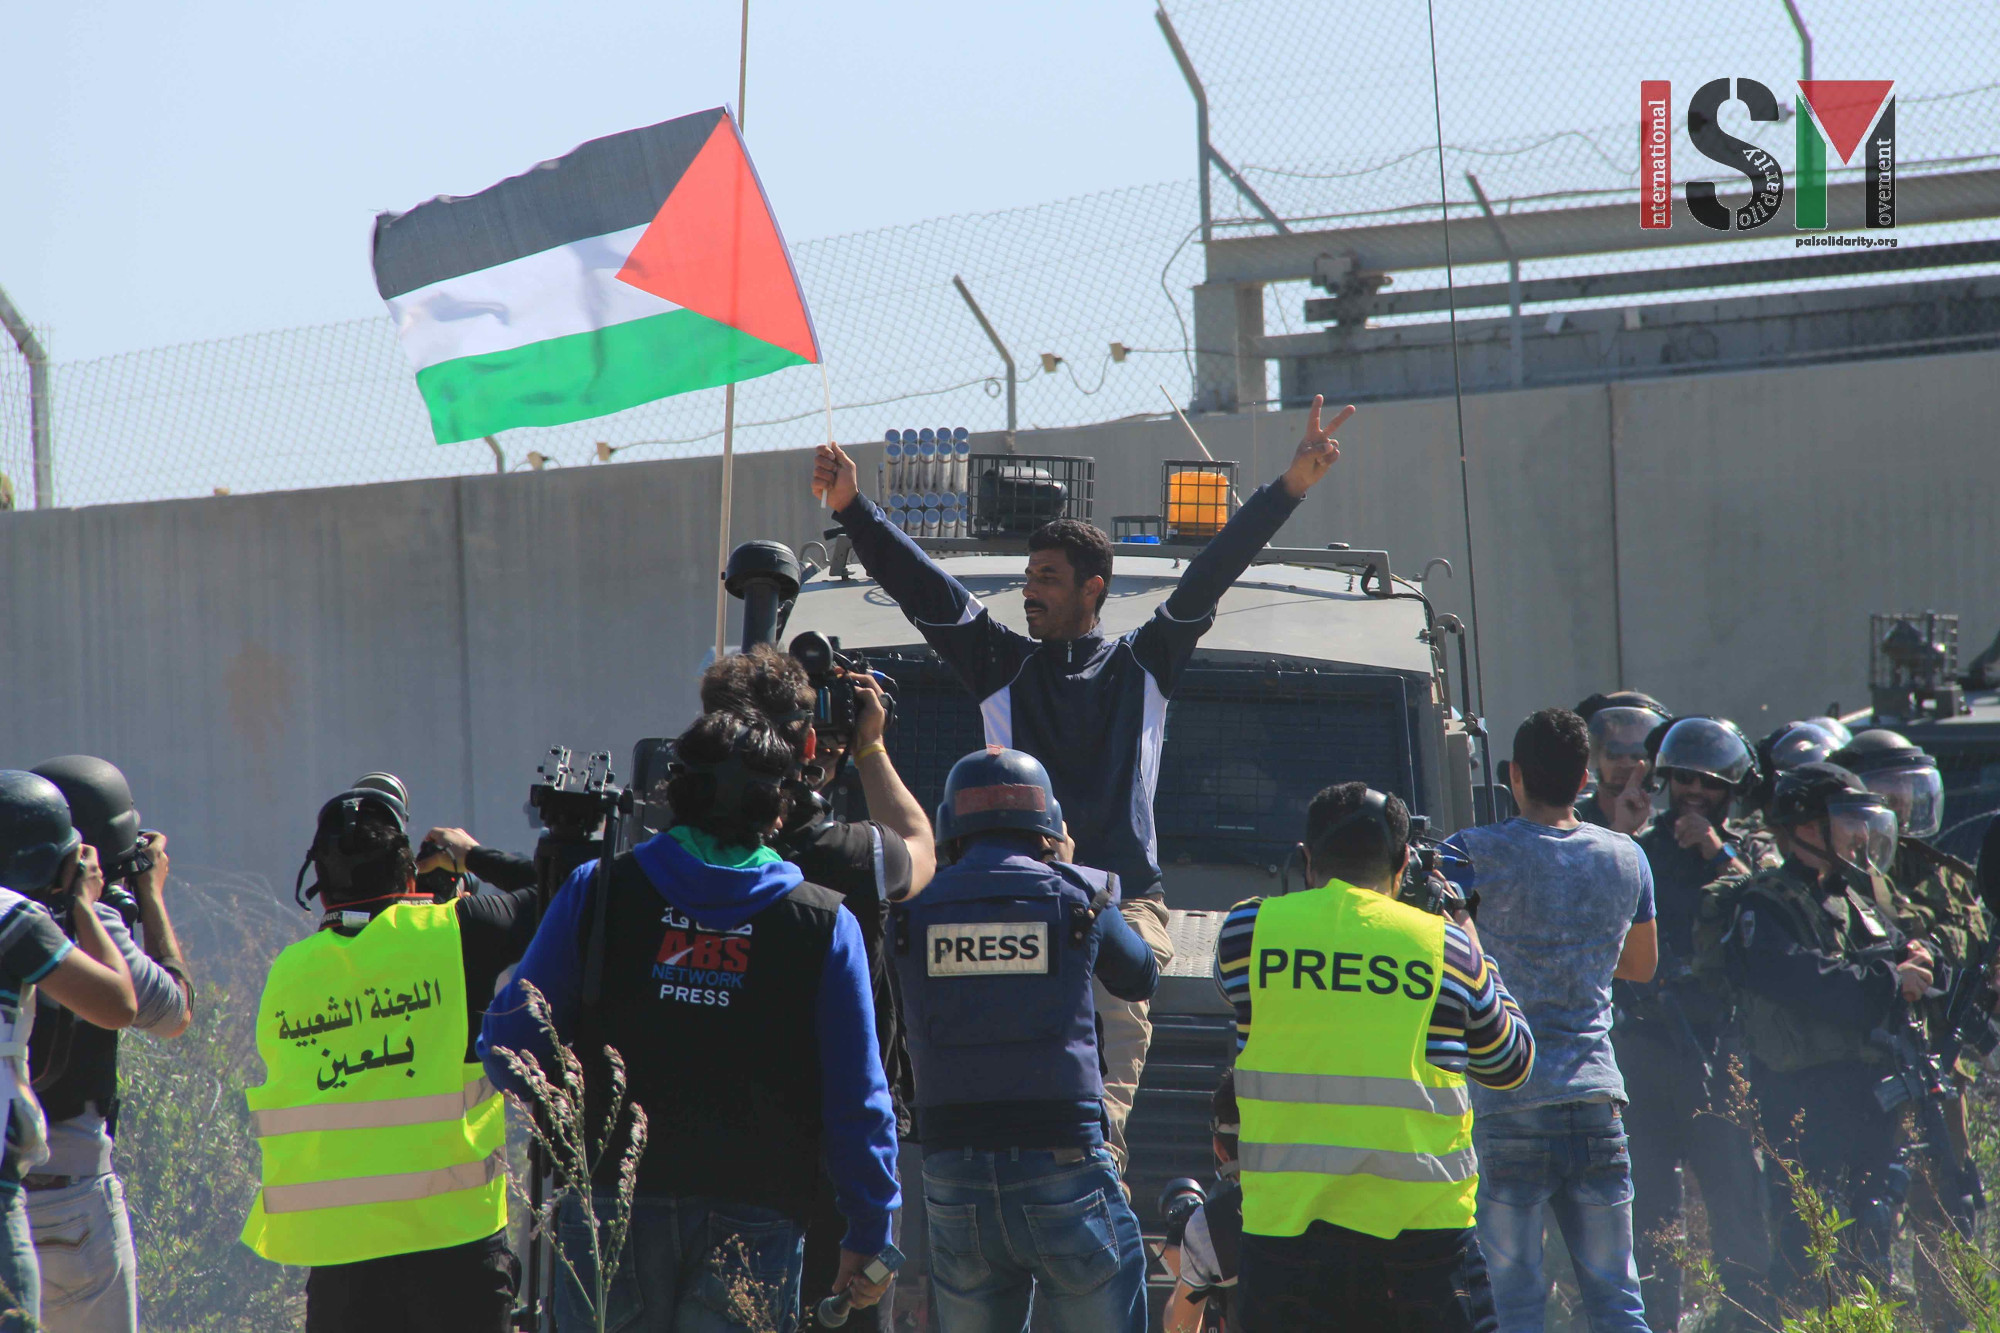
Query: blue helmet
xmin=935 ymin=747 xmax=1063 ymax=846
xmin=0 ymin=770 xmax=82 ymax=895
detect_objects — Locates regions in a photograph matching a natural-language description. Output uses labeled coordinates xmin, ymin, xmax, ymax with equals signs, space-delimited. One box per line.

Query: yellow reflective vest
xmin=241 ymin=901 xmax=507 ymax=1267
xmin=1236 ymin=881 xmax=1477 ymax=1239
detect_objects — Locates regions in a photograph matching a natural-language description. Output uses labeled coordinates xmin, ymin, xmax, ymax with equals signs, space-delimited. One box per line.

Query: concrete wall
xmin=2 ymin=348 xmax=1994 ymax=899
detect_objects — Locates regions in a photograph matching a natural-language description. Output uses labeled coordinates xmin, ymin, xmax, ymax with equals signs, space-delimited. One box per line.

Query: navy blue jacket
xmin=838 ymin=479 xmax=1305 ymax=897
xmin=894 ymin=840 xmax=1159 ymax=1149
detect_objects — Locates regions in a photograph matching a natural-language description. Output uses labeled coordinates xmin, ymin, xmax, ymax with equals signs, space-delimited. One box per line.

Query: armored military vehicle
xmin=774 ymin=444 xmax=1483 ymax=1314
xmin=1848 ymin=612 xmax=2000 ymax=862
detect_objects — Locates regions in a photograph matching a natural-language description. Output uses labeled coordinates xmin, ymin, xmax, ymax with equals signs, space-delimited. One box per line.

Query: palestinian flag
xmin=373 ymin=108 xmax=819 ymax=444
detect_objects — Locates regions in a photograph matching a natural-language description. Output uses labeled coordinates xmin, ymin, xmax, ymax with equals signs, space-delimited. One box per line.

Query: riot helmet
xmin=1653 ymin=716 xmax=1758 ymax=791
xmin=30 ymin=755 xmax=147 ymax=879
xmin=1574 ymin=690 xmax=1670 ymax=724
xmin=293 ymin=785 xmax=414 ymax=908
xmin=1751 ymin=722 xmax=1842 ymax=811
xmin=1831 ymin=729 xmax=1944 ymax=841
xmin=0 ymin=771 xmax=82 ymax=896
xmin=1764 ymin=722 xmax=1842 ymax=775
xmin=1584 ymin=700 xmax=1669 ymax=788
xmin=934 ymin=747 xmax=1064 ymax=850
xmin=1802 ymin=715 xmax=1855 ymax=747
xmin=1770 ymin=761 xmax=1898 ymax=879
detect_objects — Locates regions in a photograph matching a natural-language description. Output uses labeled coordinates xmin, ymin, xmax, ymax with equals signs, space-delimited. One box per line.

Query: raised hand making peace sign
xmin=1279 ymin=395 xmax=1357 ymax=498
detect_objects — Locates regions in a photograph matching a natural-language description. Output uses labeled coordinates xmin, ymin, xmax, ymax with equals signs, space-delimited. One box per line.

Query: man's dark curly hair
xmin=666 ymin=710 xmax=798 ymax=848
xmin=699 ymin=645 xmax=814 ymax=752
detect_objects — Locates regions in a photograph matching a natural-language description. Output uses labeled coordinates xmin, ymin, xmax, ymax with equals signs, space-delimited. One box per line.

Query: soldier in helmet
xmin=0 ymin=773 xmax=139 ymax=1332
xmin=1706 ymin=763 xmax=1931 ymax=1301
xmin=1831 ymin=730 xmax=1988 ymax=1329
xmin=1615 ymin=718 xmax=1772 ymax=1330
xmin=1740 ymin=723 xmax=1845 ymax=870
xmin=24 ymin=756 xmax=194 ymax=1333
xmin=1573 ymin=693 xmax=1671 ymax=835
xmin=892 ymin=747 xmax=1158 ymax=1333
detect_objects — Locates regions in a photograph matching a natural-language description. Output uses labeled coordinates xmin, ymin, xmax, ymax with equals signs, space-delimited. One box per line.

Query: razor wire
xmin=7 ymin=0 xmax=2000 ymax=508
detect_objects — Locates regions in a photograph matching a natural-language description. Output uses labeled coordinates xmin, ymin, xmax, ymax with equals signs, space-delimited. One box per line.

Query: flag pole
xmin=714 ymin=0 xmax=752 ymax=660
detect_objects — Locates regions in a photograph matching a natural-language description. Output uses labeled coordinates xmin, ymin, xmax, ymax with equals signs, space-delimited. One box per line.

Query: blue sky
xmin=0 ymin=0 xmax=1192 ymax=361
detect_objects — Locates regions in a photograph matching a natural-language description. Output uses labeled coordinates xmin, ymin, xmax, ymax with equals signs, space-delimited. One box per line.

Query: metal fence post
xmin=0 ymin=283 xmax=52 ymax=508
xmin=951 ymin=275 xmax=1018 ymax=447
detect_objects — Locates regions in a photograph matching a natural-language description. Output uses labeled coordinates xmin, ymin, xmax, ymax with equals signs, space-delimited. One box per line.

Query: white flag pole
xmin=714 ymin=0 xmax=752 ymax=661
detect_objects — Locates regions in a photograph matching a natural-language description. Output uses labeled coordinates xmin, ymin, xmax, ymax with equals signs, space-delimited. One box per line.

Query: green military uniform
xmin=1884 ymin=839 xmax=1986 ymax=1331
xmin=1698 ymin=859 xmax=1913 ymax=1301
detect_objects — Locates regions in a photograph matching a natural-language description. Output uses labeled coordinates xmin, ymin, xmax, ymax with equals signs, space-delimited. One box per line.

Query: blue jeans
xmin=1474 ymin=1101 xmax=1648 ymax=1333
xmin=0 ymin=1185 xmax=38 ymax=1333
xmin=921 ymin=1146 xmax=1147 ymax=1333
xmin=555 ymin=1193 xmax=805 ymax=1333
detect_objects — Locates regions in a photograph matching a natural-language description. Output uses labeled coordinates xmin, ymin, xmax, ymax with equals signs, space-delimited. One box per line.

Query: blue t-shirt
xmin=1442 ymin=819 xmax=1654 ymax=1114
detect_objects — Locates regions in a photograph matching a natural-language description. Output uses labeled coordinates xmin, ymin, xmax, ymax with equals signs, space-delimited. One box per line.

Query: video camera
xmin=1397 ymin=815 xmax=1478 ymax=919
xmin=526 ymin=746 xmax=629 ymax=905
xmin=787 ymin=630 xmax=896 ymax=753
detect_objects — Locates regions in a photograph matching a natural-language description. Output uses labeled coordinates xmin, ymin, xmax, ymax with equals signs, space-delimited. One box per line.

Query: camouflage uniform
xmin=1887 ymin=839 xmax=1989 ymax=1332
xmin=1697 ymin=860 xmax=1913 ymax=1301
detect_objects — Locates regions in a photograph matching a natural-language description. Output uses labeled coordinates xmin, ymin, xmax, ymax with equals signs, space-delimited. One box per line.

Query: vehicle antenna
xmin=1160 ymin=385 xmax=1243 ymax=506
xmin=1425 ymin=0 xmax=1496 ymax=813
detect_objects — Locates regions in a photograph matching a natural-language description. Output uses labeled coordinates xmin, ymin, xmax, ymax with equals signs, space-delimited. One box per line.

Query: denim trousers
xmin=557 ymin=1193 xmax=807 ymax=1333
xmin=1474 ymin=1101 xmax=1649 ymax=1333
xmin=920 ymin=1146 xmax=1147 ymax=1333
xmin=0 ymin=1186 xmax=37 ymax=1333
xmin=26 ymin=1174 xmax=139 ymax=1333
xmin=1236 ymin=1222 xmax=1497 ymax=1333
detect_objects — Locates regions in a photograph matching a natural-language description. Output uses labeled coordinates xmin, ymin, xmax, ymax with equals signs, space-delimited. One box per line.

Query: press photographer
xmin=1217 ymin=782 xmax=1533 ymax=1333
xmin=1161 ymin=1071 xmax=1243 ymax=1333
xmin=241 ymin=782 xmax=539 ymax=1333
xmin=482 ymin=702 xmax=900 ymax=1332
xmin=698 ymin=641 xmax=935 ymax=1332
xmin=0 ymin=771 xmax=140 ymax=1331
xmin=26 ymin=756 xmax=192 ymax=1333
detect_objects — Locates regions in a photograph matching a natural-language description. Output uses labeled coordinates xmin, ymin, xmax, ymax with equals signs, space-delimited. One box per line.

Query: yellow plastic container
xmin=1167 ymin=469 xmax=1232 ymax=537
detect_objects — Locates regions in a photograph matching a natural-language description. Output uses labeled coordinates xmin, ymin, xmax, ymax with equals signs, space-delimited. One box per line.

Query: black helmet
xmin=1770 ymin=761 xmax=1898 ymax=877
xmin=30 ymin=755 xmax=145 ymax=878
xmin=1831 ymin=729 xmax=1943 ymax=841
xmin=0 ymin=770 xmax=83 ymax=895
xmin=934 ymin=747 xmax=1063 ymax=846
xmin=294 ymin=786 xmax=412 ymax=907
xmin=1751 ymin=722 xmax=1843 ymax=810
xmin=1654 ymin=717 xmax=1758 ymax=790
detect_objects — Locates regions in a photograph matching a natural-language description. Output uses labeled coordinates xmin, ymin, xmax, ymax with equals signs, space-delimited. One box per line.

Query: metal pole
xmin=714 ymin=0 xmax=752 ymax=661
xmin=1782 ymin=0 xmax=1814 ymax=84
xmin=0 ymin=283 xmax=51 ymax=508
xmin=951 ymin=275 xmax=1017 ymax=445
xmin=1465 ymin=174 xmax=1523 ymax=389
xmin=1155 ymin=8 xmax=1210 ymax=245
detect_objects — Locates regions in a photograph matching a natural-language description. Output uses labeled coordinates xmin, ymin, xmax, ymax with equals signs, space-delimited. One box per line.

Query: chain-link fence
xmin=5 ymin=0 xmax=1997 ymax=509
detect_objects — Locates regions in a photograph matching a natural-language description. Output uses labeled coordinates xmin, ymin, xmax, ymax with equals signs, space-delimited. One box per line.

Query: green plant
xmin=488 ymin=980 xmax=648 ymax=1333
xmin=117 ymin=981 xmax=305 ymax=1331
